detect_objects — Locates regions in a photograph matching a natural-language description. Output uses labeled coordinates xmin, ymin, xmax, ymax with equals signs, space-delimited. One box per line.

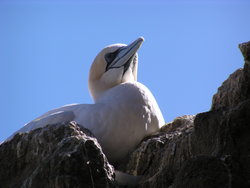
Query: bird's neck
xmin=93 ymin=81 xmax=140 ymax=104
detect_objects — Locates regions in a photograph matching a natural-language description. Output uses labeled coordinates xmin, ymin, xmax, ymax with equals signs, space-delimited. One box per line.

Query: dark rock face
xmin=191 ymin=100 xmax=250 ymax=188
xmin=0 ymin=122 xmax=115 ymax=188
xmin=173 ymin=156 xmax=230 ymax=188
xmin=121 ymin=41 xmax=250 ymax=188
xmin=1 ymin=41 xmax=250 ymax=188
xmin=211 ymin=41 xmax=250 ymax=110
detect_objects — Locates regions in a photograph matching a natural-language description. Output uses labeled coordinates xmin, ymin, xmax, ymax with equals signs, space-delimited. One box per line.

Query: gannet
xmin=6 ymin=37 xmax=165 ymax=164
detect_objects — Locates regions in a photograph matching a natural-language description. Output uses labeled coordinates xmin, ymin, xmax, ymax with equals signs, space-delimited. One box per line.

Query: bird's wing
xmin=5 ymin=105 xmax=78 ymax=141
xmin=28 ymin=110 xmax=75 ymax=130
xmin=5 ymin=103 xmax=103 ymax=142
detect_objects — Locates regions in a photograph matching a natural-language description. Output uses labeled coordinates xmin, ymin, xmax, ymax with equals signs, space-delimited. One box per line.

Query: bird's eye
xmin=105 ymin=53 xmax=116 ymax=63
xmin=105 ymin=51 xmax=118 ymax=64
xmin=105 ymin=49 xmax=120 ymax=71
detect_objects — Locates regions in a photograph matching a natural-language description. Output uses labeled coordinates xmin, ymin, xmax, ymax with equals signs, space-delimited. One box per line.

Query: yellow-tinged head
xmin=88 ymin=37 xmax=144 ymax=102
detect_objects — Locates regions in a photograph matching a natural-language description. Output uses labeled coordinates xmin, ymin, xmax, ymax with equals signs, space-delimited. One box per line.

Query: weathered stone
xmin=172 ymin=156 xmax=230 ymax=188
xmin=211 ymin=69 xmax=243 ymax=110
xmin=192 ymin=99 xmax=250 ymax=188
xmin=211 ymin=41 xmax=250 ymax=110
xmin=124 ymin=115 xmax=195 ymax=188
xmin=0 ymin=122 xmax=115 ymax=188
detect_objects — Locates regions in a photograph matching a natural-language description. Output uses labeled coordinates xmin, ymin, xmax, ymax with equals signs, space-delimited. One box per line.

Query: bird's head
xmin=88 ymin=37 xmax=144 ymax=102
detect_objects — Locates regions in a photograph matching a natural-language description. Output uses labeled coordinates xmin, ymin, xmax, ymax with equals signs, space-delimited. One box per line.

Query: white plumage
xmin=7 ymin=37 xmax=165 ymax=164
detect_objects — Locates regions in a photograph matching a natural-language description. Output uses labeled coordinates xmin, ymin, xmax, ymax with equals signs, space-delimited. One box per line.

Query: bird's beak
xmin=108 ymin=37 xmax=144 ymax=69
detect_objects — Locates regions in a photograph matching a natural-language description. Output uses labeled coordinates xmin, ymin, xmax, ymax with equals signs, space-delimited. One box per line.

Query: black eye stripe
xmin=105 ymin=50 xmax=119 ymax=63
xmin=105 ymin=53 xmax=115 ymax=62
xmin=105 ymin=49 xmax=120 ymax=71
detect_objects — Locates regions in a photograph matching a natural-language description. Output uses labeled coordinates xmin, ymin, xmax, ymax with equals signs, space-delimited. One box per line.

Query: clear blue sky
xmin=1 ymin=0 xmax=250 ymax=142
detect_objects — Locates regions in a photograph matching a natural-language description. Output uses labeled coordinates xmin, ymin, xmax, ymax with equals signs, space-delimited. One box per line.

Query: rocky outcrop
xmin=211 ymin=41 xmax=250 ymax=110
xmin=1 ymin=41 xmax=250 ymax=188
xmin=173 ymin=156 xmax=230 ymax=188
xmin=120 ymin=41 xmax=250 ymax=188
xmin=0 ymin=122 xmax=115 ymax=188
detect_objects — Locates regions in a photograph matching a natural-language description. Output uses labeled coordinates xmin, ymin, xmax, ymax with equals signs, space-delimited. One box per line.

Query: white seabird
xmin=7 ymin=37 xmax=165 ymax=164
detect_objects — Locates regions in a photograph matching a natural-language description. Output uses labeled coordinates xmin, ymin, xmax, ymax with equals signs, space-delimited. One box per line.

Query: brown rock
xmin=0 ymin=122 xmax=115 ymax=188
xmin=193 ymin=99 xmax=250 ymax=188
xmin=211 ymin=41 xmax=250 ymax=110
xmin=172 ymin=156 xmax=230 ymax=188
xmin=124 ymin=115 xmax=195 ymax=187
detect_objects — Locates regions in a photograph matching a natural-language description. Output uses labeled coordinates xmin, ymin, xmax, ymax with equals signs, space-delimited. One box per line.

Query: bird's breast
xmin=94 ymin=81 xmax=164 ymax=163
